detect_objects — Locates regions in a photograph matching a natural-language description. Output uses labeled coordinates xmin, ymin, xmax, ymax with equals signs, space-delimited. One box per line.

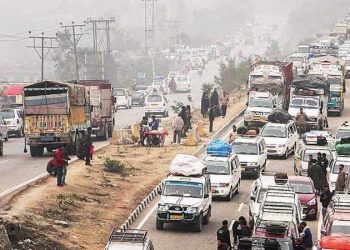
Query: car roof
xmin=265 ymin=122 xmax=293 ymax=128
xmin=288 ymin=176 xmax=312 ymax=184
xmin=166 ymin=175 xmax=206 ymax=184
xmin=204 ymin=154 xmax=236 ymax=162
xmin=235 ymin=136 xmax=261 ymax=143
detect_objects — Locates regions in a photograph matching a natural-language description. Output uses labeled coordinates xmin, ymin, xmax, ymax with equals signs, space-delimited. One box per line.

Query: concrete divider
xmin=111 ymin=129 xmax=133 ymax=145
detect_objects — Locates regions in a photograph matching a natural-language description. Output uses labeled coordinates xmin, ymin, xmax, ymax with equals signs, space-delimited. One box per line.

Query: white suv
xmin=261 ymin=121 xmax=298 ymax=159
xmin=329 ymin=155 xmax=350 ymax=192
xmin=233 ymin=135 xmax=267 ymax=178
xmin=204 ymin=153 xmax=241 ymax=201
xmin=144 ymin=94 xmax=168 ymax=117
xmin=0 ymin=108 xmax=24 ymax=138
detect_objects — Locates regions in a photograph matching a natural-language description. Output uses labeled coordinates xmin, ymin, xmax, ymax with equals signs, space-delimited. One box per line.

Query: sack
xmin=237 ymin=126 xmax=248 ymax=135
xmin=317 ymin=136 xmax=327 ymax=146
xmin=274 ymin=172 xmax=288 ymax=184
xmin=169 ymin=154 xmax=207 ymax=176
xmin=268 ymin=109 xmax=292 ymax=124
xmin=336 ymin=144 xmax=350 ymax=155
xmin=340 ymin=137 xmax=350 ymax=144
xmin=207 ymin=139 xmax=232 ymax=156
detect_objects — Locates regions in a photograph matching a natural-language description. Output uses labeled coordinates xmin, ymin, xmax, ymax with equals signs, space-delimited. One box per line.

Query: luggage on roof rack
xmin=265 ymin=224 xmax=288 ymax=236
xmin=335 ymin=143 xmax=350 ymax=155
xmin=206 ymin=139 xmax=232 ymax=156
xmin=274 ymin=172 xmax=288 ymax=184
xmin=108 ymin=229 xmax=147 ymax=243
xmin=268 ymin=109 xmax=292 ymax=124
xmin=303 ymin=132 xmax=328 ymax=146
xmin=169 ymin=154 xmax=207 ymax=176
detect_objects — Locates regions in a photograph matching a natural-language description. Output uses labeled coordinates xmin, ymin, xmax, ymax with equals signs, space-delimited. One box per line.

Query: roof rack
xmin=108 ymin=229 xmax=147 ymax=244
xmin=267 ymin=185 xmax=293 ymax=192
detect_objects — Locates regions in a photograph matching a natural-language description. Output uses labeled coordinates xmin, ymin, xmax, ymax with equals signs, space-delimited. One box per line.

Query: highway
xmin=129 ymin=84 xmax=350 ymax=250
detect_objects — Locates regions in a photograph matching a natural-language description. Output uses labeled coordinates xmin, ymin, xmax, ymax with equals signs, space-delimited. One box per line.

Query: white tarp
xmin=169 ymin=154 xmax=206 ymax=176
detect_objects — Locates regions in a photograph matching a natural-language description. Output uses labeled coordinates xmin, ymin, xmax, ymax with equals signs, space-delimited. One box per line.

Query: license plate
xmin=151 ymin=104 xmax=158 ymax=106
xmin=241 ymin=167 xmax=245 ymax=171
xmin=170 ymin=214 xmax=183 ymax=221
xmin=40 ymin=136 xmax=54 ymax=142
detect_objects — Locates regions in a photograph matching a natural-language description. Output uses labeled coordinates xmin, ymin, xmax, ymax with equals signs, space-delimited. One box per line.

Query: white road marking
xmin=136 ymin=203 xmax=158 ymax=229
xmin=0 ymin=159 xmax=9 ymax=164
xmin=238 ymin=202 xmax=244 ymax=212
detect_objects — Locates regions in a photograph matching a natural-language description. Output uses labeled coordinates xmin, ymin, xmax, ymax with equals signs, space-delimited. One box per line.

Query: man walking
xmin=320 ymin=186 xmax=333 ymax=220
xmin=201 ymin=92 xmax=210 ymax=118
xmin=320 ymin=153 xmax=329 ymax=184
xmin=220 ymin=91 xmax=229 ymax=118
xmin=295 ymin=108 xmax=309 ymax=138
xmin=172 ymin=114 xmax=184 ymax=144
xmin=217 ymin=220 xmax=231 ymax=250
xmin=84 ymin=127 xmax=93 ymax=166
xmin=335 ymin=164 xmax=346 ymax=191
xmin=308 ymin=161 xmax=325 ymax=194
xmin=210 ymin=88 xmax=219 ymax=108
xmin=54 ymin=146 xmax=65 ymax=186
xmin=209 ymin=107 xmax=215 ymax=133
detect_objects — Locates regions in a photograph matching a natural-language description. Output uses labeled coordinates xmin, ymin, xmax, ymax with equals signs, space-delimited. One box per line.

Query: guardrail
xmin=118 ymin=107 xmax=246 ymax=231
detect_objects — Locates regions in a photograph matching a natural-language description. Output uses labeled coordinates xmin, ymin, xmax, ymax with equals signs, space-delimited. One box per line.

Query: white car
xmin=190 ymin=57 xmax=205 ymax=70
xmin=261 ymin=121 xmax=298 ymax=159
xmin=156 ymin=174 xmax=212 ymax=232
xmin=144 ymin=94 xmax=168 ymax=117
xmin=0 ymin=108 xmax=23 ymax=138
xmin=150 ymin=77 xmax=169 ymax=95
xmin=113 ymin=88 xmax=132 ymax=109
xmin=284 ymin=53 xmax=308 ymax=75
xmin=329 ymin=155 xmax=350 ymax=192
xmin=204 ymin=153 xmax=241 ymax=200
xmin=232 ymin=136 xmax=267 ymax=178
xmin=0 ymin=116 xmax=8 ymax=141
xmin=336 ymin=122 xmax=350 ymax=140
xmin=175 ymin=75 xmax=191 ymax=93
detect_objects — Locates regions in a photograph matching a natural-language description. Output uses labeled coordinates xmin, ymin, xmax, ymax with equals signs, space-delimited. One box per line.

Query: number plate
xmin=170 ymin=214 xmax=183 ymax=221
xmin=40 ymin=136 xmax=54 ymax=142
xmin=241 ymin=167 xmax=246 ymax=171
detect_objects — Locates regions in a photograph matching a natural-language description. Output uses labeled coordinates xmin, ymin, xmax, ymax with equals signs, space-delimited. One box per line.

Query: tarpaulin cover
xmin=292 ymin=76 xmax=329 ymax=91
xmin=267 ymin=109 xmax=292 ymax=124
xmin=319 ymin=234 xmax=350 ymax=249
xmin=169 ymin=154 xmax=206 ymax=176
xmin=237 ymin=126 xmax=248 ymax=135
xmin=250 ymin=77 xmax=284 ymax=95
xmin=336 ymin=143 xmax=350 ymax=155
xmin=207 ymin=139 xmax=232 ymax=156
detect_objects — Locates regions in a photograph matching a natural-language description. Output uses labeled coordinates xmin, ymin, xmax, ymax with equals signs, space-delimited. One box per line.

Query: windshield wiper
xmin=165 ymin=193 xmax=182 ymax=197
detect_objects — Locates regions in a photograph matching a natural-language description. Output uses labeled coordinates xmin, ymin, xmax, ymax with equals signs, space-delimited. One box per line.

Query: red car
xmin=289 ymin=176 xmax=318 ymax=220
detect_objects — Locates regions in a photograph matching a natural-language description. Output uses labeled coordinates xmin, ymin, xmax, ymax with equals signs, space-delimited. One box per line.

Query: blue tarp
xmin=207 ymin=139 xmax=232 ymax=156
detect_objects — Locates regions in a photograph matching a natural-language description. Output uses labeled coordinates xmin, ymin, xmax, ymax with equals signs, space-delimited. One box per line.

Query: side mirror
xmin=273 ymin=105 xmax=276 ymax=109
xmin=157 ymin=189 xmax=162 ymax=195
xmin=250 ymin=196 xmax=256 ymax=201
xmin=204 ymin=194 xmax=209 ymax=198
xmin=321 ymin=229 xmax=326 ymax=236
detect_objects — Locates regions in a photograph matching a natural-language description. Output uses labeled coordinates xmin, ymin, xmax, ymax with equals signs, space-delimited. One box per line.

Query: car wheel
xmin=225 ymin=188 xmax=233 ymax=201
xmin=255 ymin=167 xmax=261 ymax=179
xmin=284 ymin=149 xmax=289 ymax=159
xmin=156 ymin=218 xmax=164 ymax=230
xmin=294 ymin=164 xmax=298 ymax=175
xmin=4 ymin=134 xmax=8 ymax=141
xmin=0 ymin=144 xmax=3 ymax=156
xmin=194 ymin=214 xmax=203 ymax=232
xmin=249 ymin=212 xmax=254 ymax=229
xmin=235 ymin=180 xmax=240 ymax=194
xmin=203 ymin=207 xmax=211 ymax=225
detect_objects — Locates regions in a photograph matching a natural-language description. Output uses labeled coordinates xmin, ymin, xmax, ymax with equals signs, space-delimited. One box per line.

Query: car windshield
xmin=291 ymin=98 xmax=318 ymax=108
xmin=303 ymin=149 xmax=330 ymax=161
xmin=0 ymin=109 xmax=15 ymax=119
xmin=132 ymin=92 xmax=142 ymax=97
xmin=163 ymin=181 xmax=203 ymax=198
xmin=233 ymin=142 xmax=258 ymax=155
xmin=153 ymin=80 xmax=163 ymax=85
xmin=332 ymin=163 xmax=350 ymax=174
xmin=147 ymin=95 xmax=162 ymax=102
xmin=290 ymin=182 xmax=314 ymax=194
xmin=328 ymin=78 xmax=342 ymax=85
xmin=336 ymin=129 xmax=350 ymax=139
xmin=331 ymin=224 xmax=350 ymax=234
xmin=135 ymin=85 xmax=147 ymax=91
xmin=257 ymin=189 xmax=267 ymax=203
xmin=298 ymin=47 xmax=309 ymax=53
xmin=262 ymin=126 xmax=286 ymax=138
xmin=206 ymin=161 xmax=230 ymax=175
xmin=249 ymin=99 xmax=273 ymax=108
xmin=113 ymin=89 xmax=125 ymax=96
xmin=176 ymin=76 xmax=188 ymax=82
xmin=288 ymin=57 xmax=304 ymax=63
xmin=192 ymin=58 xmax=201 ymax=63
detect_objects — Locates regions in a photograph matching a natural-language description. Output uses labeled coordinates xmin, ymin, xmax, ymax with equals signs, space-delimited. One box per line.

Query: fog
xmin=0 ymin=0 xmax=348 ymax=79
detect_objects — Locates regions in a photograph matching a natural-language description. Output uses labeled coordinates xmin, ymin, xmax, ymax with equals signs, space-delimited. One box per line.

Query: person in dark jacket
xmin=179 ymin=106 xmax=187 ymax=136
xmin=240 ymin=219 xmax=252 ymax=238
xmin=307 ymin=155 xmax=314 ymax=169
xmin=83 ymin=127 xmax=93 ymax=166
xmin=299 ymin=222 xmax=313 ymax=250
xmin=232 ymin=216 xmax=244 ymax=244
xmin=320 ymin=186 xmax=333 ymax=220
xmin=210 ymin=88 xmax=219 ymax=107
xmin=201 ymin=92 xmax=210 ymax=118
xmin=217 ymin=220 xmax=231 ymax=250
xmin=183 ymin=105 xmax=192 ymax=134
xmin=209 ymin=107 xmax=215 ymax=133
xmin=319 ymin=153 xmax=329 ymax=185
xmin=308 ymin=161 xmax=325 ymax=194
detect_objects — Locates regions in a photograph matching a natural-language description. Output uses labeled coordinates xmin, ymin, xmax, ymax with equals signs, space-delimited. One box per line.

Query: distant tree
xmin=264 ymin=40 xmax=281 ymax=61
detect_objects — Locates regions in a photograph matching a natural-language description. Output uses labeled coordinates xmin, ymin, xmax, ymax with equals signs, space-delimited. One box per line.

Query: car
xmin=150 ymin=76 xmax=169 ymax=95
xmin=131 ymin=91 xmax=146 ymax=106
xmin=283 ymin=53 xmax=308 ymax=75
xmin=0 ymin=108 xmax=24 ymax=138
xmin=190 ymin=56 xmax=205 ymax=70
xmin=204 ymin=151 xmax=241 ymax=201
xmin=249 ymin=172 xmax=290 ymax=228
xmin=0 ymin=116 xmax=8 ymax=141
xmin=336 ymin=121 xmax=350 ymax=140
xmin=232 ymin=135 xmax=267 ymax=178
xmin=261 ymin=121 xmax=298 ymax=159
xmin=175 ymin=75 xmax=191 ymax=93
xmin=105 ymin=229 xmax=154 ymax=250
xmin=328 ymin=155 xmax=350 ymax=192
xmin=144 ymin=94 xmax=168 ymax=117
xmin=113 ymin=88 xmax=132 ymax=109
xmin=321 ymin=194 xmax=350 ymax=237
xmin=134 ymin=85 xmax=149 ymax=95
xmin=294 ymin=138 xmax=332 ymax=176
xmin=289 ymin=176 xmax=318 ymax=220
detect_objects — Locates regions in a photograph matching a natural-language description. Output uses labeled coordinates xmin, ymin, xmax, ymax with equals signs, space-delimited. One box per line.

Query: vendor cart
xmin=144 ymin=130 xmax=168 ymax=147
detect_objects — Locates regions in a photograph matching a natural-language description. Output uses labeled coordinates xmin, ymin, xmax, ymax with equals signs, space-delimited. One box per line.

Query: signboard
xmin=138 ymin=72 xmax=146 ymax=79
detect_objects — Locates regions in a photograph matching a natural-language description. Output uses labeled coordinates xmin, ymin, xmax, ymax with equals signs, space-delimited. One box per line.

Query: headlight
xmin=247 ymin=162 xmax=259 ymax=167
xmin=187 ymin=206 xmax=198 ymax=213
xmin=158 ymin=204 xmax=168 ymax=212
xmin=277 ymin=144 xmax=286 ymax=148
xmin=307 ymin=198 xmax=316 ymax=206
xmin=219 ymin=183 xmax=230 ymax=187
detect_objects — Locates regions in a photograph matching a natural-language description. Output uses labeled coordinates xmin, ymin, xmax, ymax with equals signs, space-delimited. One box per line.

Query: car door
xmin=287 ymin=125 xmax=294 ymax=149
xmin=259 ymin=140 xmax=267 ymax=166
xmin=0 ymin=117 xmax=6 ymax=138
xmin=230 ymin=156 xmax=240 ymax=188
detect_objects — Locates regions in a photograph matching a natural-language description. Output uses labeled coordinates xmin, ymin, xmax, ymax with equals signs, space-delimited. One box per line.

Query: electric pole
xmin=142 ymin=0 xmax=157 ymax=78
xmin=60 ymin=22 xmax=85 ymax=81
xmin=167 ymin=20 xmax=180 ymax=48
xmin=27 ymin=32 xmax=57 ymax=81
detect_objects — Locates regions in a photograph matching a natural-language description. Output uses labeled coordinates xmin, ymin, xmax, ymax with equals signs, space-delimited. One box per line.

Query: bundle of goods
xmin=303 ymin=132 xmax=328 ymax=146
xmin=267 ymin=109 xmax=292 ymax=124
xmin=336 ymin=137 xmax=350 ymax=155
xmin=207 ymin=139 xmax=232 ymax=156
xmin=169 ymin=154 xmax=207 ymax=176
xmin=274 ymin=172 xmax=288 ymax=185
xmin=292 ymin=76 xmax=329 ymax=94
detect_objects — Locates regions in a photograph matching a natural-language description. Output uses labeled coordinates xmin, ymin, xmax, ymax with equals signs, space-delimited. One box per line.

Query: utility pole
xmin=61 ymin=22 xmax=85 ymax=81
xmin=142 ymin=0 xmax=157 ymax=78
xmin=167 ymin=20 xmax=180 ymax=48
xmin=27 ymin=32 xmax=57 ymax=81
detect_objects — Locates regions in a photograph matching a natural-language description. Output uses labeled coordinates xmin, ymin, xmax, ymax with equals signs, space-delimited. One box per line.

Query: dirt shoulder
xmin=1 ymin=94 xmax=245 ymax=250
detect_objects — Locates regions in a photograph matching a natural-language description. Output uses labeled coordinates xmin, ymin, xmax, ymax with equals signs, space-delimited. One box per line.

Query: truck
xmin=23 ymin=81 xmax=87 ymax=157
xmin=78 ymin=80 xmax=114 ymax=140
xmin=245 ymin=61 xmax=293 ymax=126
xmin=327 ymin=77 xmax=344 ymax=116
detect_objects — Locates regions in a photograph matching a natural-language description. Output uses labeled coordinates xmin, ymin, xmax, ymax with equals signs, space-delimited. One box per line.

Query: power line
xmin=27 ymin=32 xmax=57 ymax=81
xmin=60 ymin=22 xmax=86 ymax=81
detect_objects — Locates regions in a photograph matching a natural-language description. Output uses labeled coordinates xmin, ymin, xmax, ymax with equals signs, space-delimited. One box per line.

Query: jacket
xmin=220 ymin=95 xmax=229 ymax=105
xmin=172 ymin=116 xmax=184 ymax=131
xmin=335 ymin=170 xmax=346 ymax=191
xmin=201 ymin=95 xmax=210 ymax=114
xmin=217 ymin=226 xmax=231 ymax=246
xmin=53 ymin=148 xmax=65 ymax=167
xmin=210 ymin=91 xmax=219 ymax=107
xmin=307 ymin=163 xmax=325 ymax=191
xmin=295 ymin=113 xmax=309 ymax=125
xmin=301 ymin=227 xmax=313 ymax=248
xmin=320 ymin=191 xmax=333 ymax=208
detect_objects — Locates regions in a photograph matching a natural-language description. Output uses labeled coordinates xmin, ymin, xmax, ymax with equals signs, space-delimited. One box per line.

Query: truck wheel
xmin=203 ymin=207 xmax=211 ymax=225
xmin=194 ymin=214 xmax=203 ymax=232
xmin=36 ymin=146 xmax=44 ymax=157
xmin=156 ymin=218 xmax=164 ymax=230
xmin=225 ymin=188 xmax=233 ymax=201
xmin=108 ymin=124 xmax=113 ymax=138
xmin=235 ymin=180 xmax=240 ymax=194
xmin=30 ymin=146 xmax=38 ymax=157
xmin=0 ymin=144 xmax=3 ymax=156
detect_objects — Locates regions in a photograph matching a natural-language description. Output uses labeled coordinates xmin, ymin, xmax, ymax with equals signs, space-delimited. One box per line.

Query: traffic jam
xmin=108 ymin=14 xmax=350 ymax=250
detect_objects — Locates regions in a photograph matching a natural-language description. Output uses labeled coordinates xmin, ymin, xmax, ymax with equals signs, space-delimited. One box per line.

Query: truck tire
xmin=0 ymin=144 xmax=3 ymax=156
xmin=30 ymin=146 xmax=43 ymax=157
xmin=194 ymin=214 xmax=203 ymax=232
xmin=101 ymin=124 xmax=108 ymax=141
xmin=156 ymin=218 xmax=164 ymax=230
xmin=203 ymin=207 xmax=211 ymax=225
xmin=108 ymin=123 xmax=113 ymax=138
xmin=36 ymin=146 xmax=44 ymax=157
